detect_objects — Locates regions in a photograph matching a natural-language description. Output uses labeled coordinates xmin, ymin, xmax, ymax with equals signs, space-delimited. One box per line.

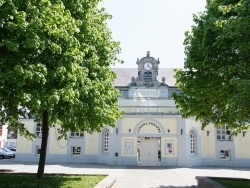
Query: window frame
xmin=190 ymin=130 xmax=197 ymax=155
xmin=144 ymin=72 xmax=152 ymax=82
xmin=217 ymin=125 xmax=231 ymax=141
xmin=103 ymin=129 xmax=109 ymax=152
xmin=36 ymin=123 xmax=43 ymax=137
xmin=72 ymin=146 xmax=81 ymax=156
xmin=70 ymin=130 xmax=84 ymax=138
xmin=220 ymin=150 xmax=231 ymax=160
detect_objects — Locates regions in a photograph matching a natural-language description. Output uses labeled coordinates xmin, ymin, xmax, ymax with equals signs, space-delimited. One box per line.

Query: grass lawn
xmin=212 ymin=178 xmax=250 ymax=188
xmin=0 ymin=173 xmax=106 ymax=188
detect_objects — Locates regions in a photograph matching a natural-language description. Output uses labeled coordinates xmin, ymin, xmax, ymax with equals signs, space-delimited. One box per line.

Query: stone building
xmin=15 ymin=52 xmax=250 ymax=167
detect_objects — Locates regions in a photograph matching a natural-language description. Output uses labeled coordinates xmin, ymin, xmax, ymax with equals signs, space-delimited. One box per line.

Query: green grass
xmin=0 ymin=173 xmax=106 ymax=188
xmin=212 ymin=178 xmax=250 ymax=188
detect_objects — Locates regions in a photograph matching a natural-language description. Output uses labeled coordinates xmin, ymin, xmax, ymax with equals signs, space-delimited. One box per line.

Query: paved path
xmin=112 ymin=166 xmax=250 ymax=188
xmin=0 ymin=159 xmax=250 ymax=188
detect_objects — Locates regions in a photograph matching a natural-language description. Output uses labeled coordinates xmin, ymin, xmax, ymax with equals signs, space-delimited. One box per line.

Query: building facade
xmin=0 ymin=124 xmax=17 ymax=149
xmin=15 ymin=52 xmax=250 ymax=167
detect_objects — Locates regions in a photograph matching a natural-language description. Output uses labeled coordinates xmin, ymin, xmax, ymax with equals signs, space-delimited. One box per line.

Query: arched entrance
xmin=136 ymin=121 xmax=163 ymax=166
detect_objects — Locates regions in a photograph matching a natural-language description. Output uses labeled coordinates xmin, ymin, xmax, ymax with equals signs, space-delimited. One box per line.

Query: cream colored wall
xmin=186 ymin=119 xmax=216 ymax=158
xmin=121 ymin=118 xmax=144 ymax=133
xmin=157 ymin=119 xmax=177 ymax=134
xmin=48 ymin=126 xmax=67 ymax=154
xmin=161 ymin=137 xmax=177 ymax=157
xmin=185 ymin=119 xmax=202 ymax=135
xmin=138 ymin=124 xmax=161 ymax=134
xmin=121 ymin=117 xmax=177 ymax=134
xmin=200 ymin=124 xmax=216 ymax=158
xmin=17 ymin=119 xmax=34 ymax=153
xmin=235 ymin=130 xmax=250 ymax=158
xmin=85 ymin=132 xmax=99 ymax=155
xmin=121 ymin=137 xmax=137 ymax=157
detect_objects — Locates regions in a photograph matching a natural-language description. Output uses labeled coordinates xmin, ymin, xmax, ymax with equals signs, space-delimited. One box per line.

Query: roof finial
xmin=147 ymin=51 xmax=150 ymax=57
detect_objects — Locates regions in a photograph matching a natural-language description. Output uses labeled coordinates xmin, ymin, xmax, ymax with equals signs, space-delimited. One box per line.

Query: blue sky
xmin=99 ymin=0 xmax=207 ymax=68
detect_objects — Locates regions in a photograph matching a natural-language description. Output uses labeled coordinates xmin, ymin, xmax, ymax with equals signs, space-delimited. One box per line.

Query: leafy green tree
xmin=0 ymin=0 xmax=122 ymax=178
xmin=173 ymin=0 xmax=250 ymax=133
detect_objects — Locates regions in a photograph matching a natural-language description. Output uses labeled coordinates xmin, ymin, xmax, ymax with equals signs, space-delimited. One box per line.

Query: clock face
xmin=144 ymin=62 xmax=152 ymax=70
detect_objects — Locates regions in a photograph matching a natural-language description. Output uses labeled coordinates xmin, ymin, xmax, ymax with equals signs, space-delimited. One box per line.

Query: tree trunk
xmin=37 ymin=110 xmax=49 ymax=179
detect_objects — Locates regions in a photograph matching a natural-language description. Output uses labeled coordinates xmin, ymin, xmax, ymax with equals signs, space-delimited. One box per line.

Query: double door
xmin=139 ymin=139 xmax=159 ymax=166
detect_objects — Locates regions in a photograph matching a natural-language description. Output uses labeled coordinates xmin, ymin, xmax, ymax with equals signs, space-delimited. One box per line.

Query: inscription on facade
xmin=137 ymin=122 xmax=161 ymax=133
xmin=129 ymin=89 xmax=161 ymax=98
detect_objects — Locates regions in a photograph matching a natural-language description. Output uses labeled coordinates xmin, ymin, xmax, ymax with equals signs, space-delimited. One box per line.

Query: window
xmin=120 ymin=90 xmax=128 ymax=97
xmin=190 ymin=130 xmax=196 ymax=154
xmin=4 ymin=141 xmax=15 ymax=148
xmin=217 ymin=125 xmax=231 ymax=140
xmin=103 ymin=129 xmax=109 ymax=152
xmin=36 ymin=123 xmax=42 ymax=137
xmin=70 ymin=130 xmax=84 ymax=138
xmin=72 ymin=147 xmax=81 ymax=156
xmin=0 ymin=126 xmax=2 ymax=136
xmin=220 ymin=150 xmax=230 ymax=160
xmin=144 ymin=72 xmax=152 ymax=82
xmin=7 ymin=129 xmax=17 ymax=139
xmin=36 ymin=146 xmax=41 ymax=155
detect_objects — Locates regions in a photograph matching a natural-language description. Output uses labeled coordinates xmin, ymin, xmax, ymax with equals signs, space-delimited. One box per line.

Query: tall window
xmin=103 ymin=129 xmax=109 ymax=152
xmin=36 ymin=123 xmax=42 ymax=137
xmin=217 ymin=125 xmax=231 ymax=140
xmin=144 ymin=72 xmax=152 ymax=82
xmin=190 ymin=130 xmax=196 ymax=154
xmin=0 ymin=126 xmax=2 ymax=136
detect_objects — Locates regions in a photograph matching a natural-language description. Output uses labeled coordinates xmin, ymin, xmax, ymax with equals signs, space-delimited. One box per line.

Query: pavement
xmin=0 ymin=159 xmax=250 ymax=188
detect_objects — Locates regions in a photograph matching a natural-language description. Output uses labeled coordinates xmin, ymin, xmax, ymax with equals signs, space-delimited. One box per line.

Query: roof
xmin=112 ymin=68 xmax=177 ymax=87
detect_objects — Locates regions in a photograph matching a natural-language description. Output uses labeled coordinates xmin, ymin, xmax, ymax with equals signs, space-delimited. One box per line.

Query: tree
xmin=173 ymin=0 xmax=250 ymax=133
xmin=0 ymin=0 xmax=122 ymax=179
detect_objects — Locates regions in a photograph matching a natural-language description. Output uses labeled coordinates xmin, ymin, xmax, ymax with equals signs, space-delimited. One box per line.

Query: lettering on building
xmin=137 ymin=122 xmax=161 ymax=133
xmin=129 ymin=89 xmax=161 ymax=98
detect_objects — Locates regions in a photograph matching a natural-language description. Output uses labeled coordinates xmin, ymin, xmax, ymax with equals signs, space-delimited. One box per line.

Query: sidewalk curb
xmin=95 ymin=175 xmax=117 ymax=188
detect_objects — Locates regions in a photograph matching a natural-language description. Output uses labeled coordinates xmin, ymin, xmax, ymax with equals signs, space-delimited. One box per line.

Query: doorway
xmin=137 ymin=137 xmax=161 ymax=166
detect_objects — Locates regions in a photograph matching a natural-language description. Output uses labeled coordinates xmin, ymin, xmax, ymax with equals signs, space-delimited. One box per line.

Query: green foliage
xmin=212 ymin=178 xmax=250 ymax=188
xmin=0 ymin=174 xmax=106 ymax=188
xmin=0 ymin=0 xmax=122 ymax=138
xmin=173 ymin=0 xmax=250 ymax=134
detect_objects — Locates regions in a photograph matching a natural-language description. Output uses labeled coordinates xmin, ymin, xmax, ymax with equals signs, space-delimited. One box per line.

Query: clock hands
xmin=144 ymin=63 xmax=152 ymax=70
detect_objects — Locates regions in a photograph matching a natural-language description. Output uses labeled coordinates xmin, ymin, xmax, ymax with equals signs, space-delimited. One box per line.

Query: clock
xmin=144 ymin=62 xmax=152 ymax=70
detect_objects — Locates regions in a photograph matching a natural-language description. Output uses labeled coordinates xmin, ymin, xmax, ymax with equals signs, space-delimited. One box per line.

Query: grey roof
xmin=112 ymin=68 xmax=177 ymax=87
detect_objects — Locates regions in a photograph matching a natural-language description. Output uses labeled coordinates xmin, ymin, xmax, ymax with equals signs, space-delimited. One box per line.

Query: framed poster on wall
xmin=165 ymin=141 xmax=174 ymax=154
xmin=124 ymin=139 xmax=134 ymax=154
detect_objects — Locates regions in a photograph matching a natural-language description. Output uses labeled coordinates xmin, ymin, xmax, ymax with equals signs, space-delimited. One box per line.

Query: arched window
xmin=144 ymin=72 xmax=152 ymax=82
xmin=190 ymin=130 xmax=196 ymax=154
xmin=103 ymin=129 xmax=109 ymax=152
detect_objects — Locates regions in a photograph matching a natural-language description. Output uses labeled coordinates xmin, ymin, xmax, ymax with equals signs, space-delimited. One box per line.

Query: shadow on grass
xmin=0 ymin=173 xmax=105 ymax=188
